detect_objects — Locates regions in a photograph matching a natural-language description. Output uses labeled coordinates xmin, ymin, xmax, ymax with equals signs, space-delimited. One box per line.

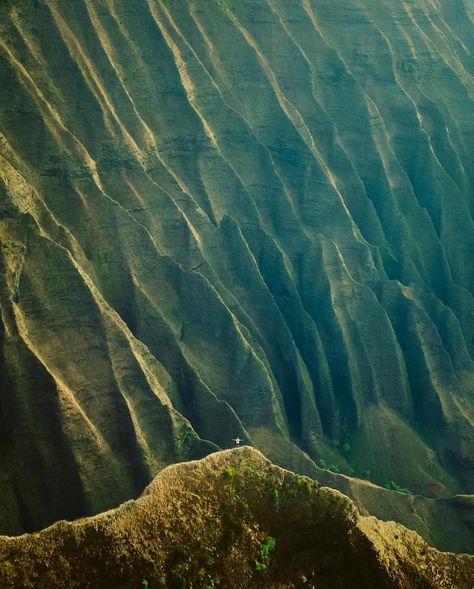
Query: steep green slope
xmin=1 ymin=447 xmax=473 ymax=589
xmin=0 ymin=0 xmax=473 ymax=549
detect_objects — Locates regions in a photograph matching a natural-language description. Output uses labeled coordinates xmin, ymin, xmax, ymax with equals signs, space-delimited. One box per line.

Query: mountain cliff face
xmin=0 ymin=0 xmax=473 ymax=549
xmin=1 ymin=448 xmax=473 ymax=589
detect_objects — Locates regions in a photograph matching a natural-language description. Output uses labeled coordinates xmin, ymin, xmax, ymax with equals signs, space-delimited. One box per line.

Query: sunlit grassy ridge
xmin=0 ymin=448 xmax=472 ymax=588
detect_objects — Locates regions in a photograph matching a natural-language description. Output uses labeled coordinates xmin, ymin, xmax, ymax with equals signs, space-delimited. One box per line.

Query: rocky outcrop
xmin=0 ymin=0 xmax=473 ymax=549
xmin=0 ymin=447 xmax=472 ymax=589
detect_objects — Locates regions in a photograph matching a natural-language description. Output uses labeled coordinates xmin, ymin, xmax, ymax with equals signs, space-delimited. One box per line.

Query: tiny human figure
xmin=233 ymin=437 xmax=242 ymax=445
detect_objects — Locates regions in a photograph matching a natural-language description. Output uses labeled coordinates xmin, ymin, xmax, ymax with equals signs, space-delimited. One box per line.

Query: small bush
xmin=384 ymin=480 xmax=411 ymax=494
xmin=259 ymin=535 xmax=276 ymax=558
xmin=294 ymin=475 xmax=315 ymax=493
xmin=255 ymin=535 xmax=276 ymax=572
xmin=223 ymin=466 xmax=236 ymax=480
xmin=341 ymin=441 xmax=352 ymax=454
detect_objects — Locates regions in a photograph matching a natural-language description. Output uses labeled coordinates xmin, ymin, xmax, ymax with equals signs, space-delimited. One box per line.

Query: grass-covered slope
xmin=0 ymin=0 xmax=473 ymax=549
xmin=0 ymin=447 xmax=472 ymax=589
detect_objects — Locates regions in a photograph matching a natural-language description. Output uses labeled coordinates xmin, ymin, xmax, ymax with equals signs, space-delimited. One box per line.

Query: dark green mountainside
xmin=0 ymin=0 xmax=473 ymax=551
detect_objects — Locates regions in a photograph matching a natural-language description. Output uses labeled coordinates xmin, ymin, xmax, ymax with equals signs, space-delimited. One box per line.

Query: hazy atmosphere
xmin=0 ymin=1 xmax=473 ymax=587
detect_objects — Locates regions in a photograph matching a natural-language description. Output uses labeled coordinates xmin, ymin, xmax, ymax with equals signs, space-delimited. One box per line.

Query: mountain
xmin=0 ymin=0 xmax=473 ymax=552
xmin=1 ymin=447 xmax=473 ymax=588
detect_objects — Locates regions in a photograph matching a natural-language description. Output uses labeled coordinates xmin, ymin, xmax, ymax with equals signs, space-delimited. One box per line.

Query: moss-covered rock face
xmin=0 ymin=448 xmax=472 ymax=589
xmin=0 ymin=0 xmax=473 ymax=549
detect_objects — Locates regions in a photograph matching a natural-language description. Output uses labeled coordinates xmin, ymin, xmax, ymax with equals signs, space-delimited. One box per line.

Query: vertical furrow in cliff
xmin=180 ymin=0 xmax=352 ymax=237
xmin=226 ymin=8 xmax=367 ymax=244
xmin=0 ymin=36 xmax=87 ymax=165
xmin=48 ymin=2 xmax=149 ymax=154
xmin=386 ymin=0 xmax=474 ymax=220
xmin=0 ymin=222 xmax=87 ymax=534
xmin=145 ymin=0 xmax=226 ymax=224
xmin=83 ymin=0 xmax=157 ymax=150
xmin=68 ymin=253 xmax=217 ymax=469
xmin=423 ymin=0 xmax=474 ymax=65
xmin=146 ymin=0 xmax=288 ymax=234
xmin=241 ymin=224 xmax=340 ymax=439
xmin=147 ymin=1 xmax=344 ymax=449
xmin=401 ymin=0 xmax=474 ymax=87
xmin=187 ymin=1 xmax=319 ymax=240
xmin=135 ymin=1 xmax=362 ymax=446
xmin=266 ymin=0 xmax=390 ymax=253
xmin=129 ymin=263 xmax=288 ymax=443
xmin=354 ymin=0 xmax=474 ymax=293
xmin=210 ymin=216 xmax=326 ymax=448
xmin=155 ymin=0 xmax=323 ymax=252
xmin=298 ymin=0 xmax=446 ymax=285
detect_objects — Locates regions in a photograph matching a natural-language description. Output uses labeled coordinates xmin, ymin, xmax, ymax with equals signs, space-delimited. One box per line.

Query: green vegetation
xmin=259 ymin=535 xmax=276 ymax=558
xmin=384 ymin=481 xmax=411 ymax=495
xmin=255 ymin=535 xmax=276 ymax=572
xmin=167 ymin=545 xmax=217 ymax=588
xmin=222 ymin=466 xmax=236 ymax=480
xmin=341 ymin=441 xmax=352 ymax=454
xmin=319 ymin=459 xmax=344 ymax=475
xmin=333 ymin=426 xmax=352 ymax=456
xmin=294 ymin=474 xmax=315 ymax=493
